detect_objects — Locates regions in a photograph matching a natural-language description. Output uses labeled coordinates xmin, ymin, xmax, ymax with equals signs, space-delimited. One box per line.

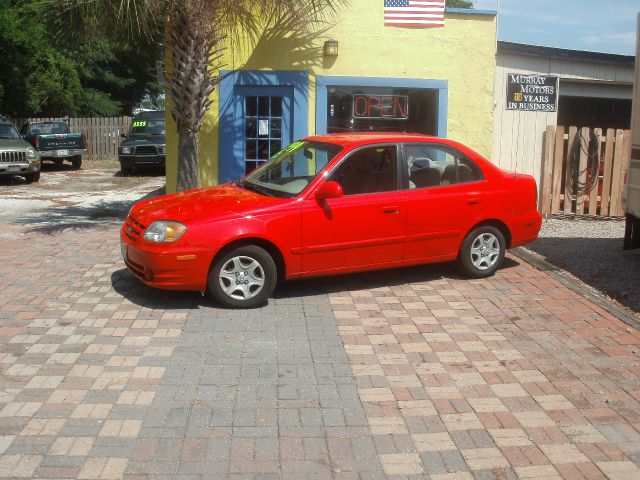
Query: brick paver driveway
xmin=1 ymin=176 xmax=640 ymax=479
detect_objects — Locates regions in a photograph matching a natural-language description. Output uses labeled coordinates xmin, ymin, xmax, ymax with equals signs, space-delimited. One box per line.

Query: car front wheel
xmin=208 ymin=245 xmax=277 ymax=308
xmin=24 ymin=171 xmax=40 ymax=184
xmin=458 ymin=226 xmax=505 ymax=278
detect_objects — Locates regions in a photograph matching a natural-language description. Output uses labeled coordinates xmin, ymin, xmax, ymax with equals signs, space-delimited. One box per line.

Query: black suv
xmin=118 ymin=111 xmax=165 ymax=175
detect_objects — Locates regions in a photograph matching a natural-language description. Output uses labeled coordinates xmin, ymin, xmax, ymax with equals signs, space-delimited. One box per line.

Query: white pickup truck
xmin=623 ymin=14 xmax=640 ymax=249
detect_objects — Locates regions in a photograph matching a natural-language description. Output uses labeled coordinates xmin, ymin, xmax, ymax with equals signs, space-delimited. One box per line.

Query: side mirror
xmin=315 ymin=181 xmax=343 ymax=202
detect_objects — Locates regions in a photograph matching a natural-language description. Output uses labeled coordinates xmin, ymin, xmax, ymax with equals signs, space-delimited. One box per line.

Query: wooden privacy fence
xmin=10 ymin=116 xmax=132 ymax=161
xmin=540 ymin=125 xmax=631 ymax=217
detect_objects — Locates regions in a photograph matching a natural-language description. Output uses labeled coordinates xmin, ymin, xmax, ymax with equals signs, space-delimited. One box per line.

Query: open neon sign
xmin=352 ymin=94 xmax=409 ymax=120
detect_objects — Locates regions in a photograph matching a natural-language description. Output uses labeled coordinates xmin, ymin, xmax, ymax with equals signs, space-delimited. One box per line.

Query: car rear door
xmin=300 ymin=144 xmax=407 ymax=273
xmin=402 ymin=143 xmax=488 ymax=260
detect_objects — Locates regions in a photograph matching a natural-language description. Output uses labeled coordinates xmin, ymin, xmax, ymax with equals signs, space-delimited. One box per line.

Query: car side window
xmin=406 ymin=144 xmax=482 ymax=189
xmin=329 ymin=146 xmax=397 ymax=196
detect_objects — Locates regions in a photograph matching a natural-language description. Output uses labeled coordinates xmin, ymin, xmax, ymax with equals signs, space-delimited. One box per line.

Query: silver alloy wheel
xmin=218 ymin=255 xmax=265 ymax=301
xmin=469 ymin=232 xmax=501 ymax=271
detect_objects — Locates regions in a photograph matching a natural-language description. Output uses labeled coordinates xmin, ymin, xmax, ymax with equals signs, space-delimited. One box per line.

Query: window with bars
xmin=244 ymin=96 xmax=283 ymax=175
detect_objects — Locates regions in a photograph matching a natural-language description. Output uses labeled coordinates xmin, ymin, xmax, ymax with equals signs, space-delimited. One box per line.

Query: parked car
xmin=0 ymin=121 xmax=41 ymax=183
xmin=118 ymin=111 xmax=166 ymax=175
xmin=121 ymin=133 xmax=542 ymax=308
xmin=21 ymin=121 xmax=86 ymax=169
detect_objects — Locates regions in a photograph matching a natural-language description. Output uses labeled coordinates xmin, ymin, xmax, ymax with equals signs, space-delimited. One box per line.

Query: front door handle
xmin=382 ymin=206 xmax=399 ymax=214
xmin=467 ymin=199 xmax=480 ymax=205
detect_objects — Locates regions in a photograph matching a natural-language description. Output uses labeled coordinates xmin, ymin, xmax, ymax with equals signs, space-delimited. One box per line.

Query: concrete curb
xmin=512 ymin=247 xmax=640 ymax=332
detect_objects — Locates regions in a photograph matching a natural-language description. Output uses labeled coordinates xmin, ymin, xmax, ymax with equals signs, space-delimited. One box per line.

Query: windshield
xmin=0 ymin=124 xmax=20 ymax=140
xmin=30 ymin=122 xmax=69 ymax=135
xmin=238 ymin=141 xmax=343 ymax=198
xmin=130 ymin=118 xmax=165 ymax=136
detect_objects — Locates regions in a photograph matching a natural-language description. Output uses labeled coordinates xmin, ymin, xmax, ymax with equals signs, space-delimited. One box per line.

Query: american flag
xmin=384 ymin=0 xmax=446 ymax=28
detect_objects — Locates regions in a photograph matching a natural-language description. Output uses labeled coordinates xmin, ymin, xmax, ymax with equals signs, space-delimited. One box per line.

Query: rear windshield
xmin=130 ymin=118 xmax=165 ymax=136
xmin=30 ymin=122 xmax=69 ymax=135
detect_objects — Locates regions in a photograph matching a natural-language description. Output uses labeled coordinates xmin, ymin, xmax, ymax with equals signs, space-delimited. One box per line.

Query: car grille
xmin=135 ymin=145 xmax=157 ymax=155
xmin=124 ymin=215 xmax=146 ymax=242
xmin=0 ymin=151 xmax=27 ymax=163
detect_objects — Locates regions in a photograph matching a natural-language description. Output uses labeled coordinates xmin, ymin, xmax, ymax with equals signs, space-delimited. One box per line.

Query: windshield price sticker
xmin=273 ymin=141 xmax=305 ymax=158
xmin=132 ymin=121 xmax=147 ymax=128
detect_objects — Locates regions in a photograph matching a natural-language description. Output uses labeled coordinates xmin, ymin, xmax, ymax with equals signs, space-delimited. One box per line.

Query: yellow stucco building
xmin=165 ymin=3 xmax=497 ymax=192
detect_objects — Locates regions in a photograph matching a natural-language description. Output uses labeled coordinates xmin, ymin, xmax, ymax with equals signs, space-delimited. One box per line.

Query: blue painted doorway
xmin=219 ymin=71 xmax=309 ymax=183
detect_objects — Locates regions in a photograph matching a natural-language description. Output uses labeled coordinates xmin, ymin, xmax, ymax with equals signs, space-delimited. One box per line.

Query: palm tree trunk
xmin=177 ymin=129 xmax=200 ymax=191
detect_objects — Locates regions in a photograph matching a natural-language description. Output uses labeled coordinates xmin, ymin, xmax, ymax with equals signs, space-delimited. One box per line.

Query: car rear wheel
xmin=71 ymin=156 xmax=82 ymax=169
xmin=458 ymin=226 xmax=505 ymax=278
xmin=24 ymin=171 xmax=40 ymax=184
xmin=208 ymin=245 xmax=277 ymax=308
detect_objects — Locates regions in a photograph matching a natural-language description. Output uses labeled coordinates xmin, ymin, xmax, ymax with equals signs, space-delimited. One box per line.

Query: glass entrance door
xmin=244 ymin=95 xmax=285 ymax=175
xmin=220 ymin=84 xmax=293 ymax=183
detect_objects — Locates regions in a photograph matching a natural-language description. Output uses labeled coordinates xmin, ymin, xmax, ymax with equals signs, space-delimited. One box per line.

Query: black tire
xmin=71 ymin=156 xmax=82 ymax=169
xmin=208 ymin=245 xmax=277 ymax=308
xmin=457 ymin=226 xmax=506 ymax=278
xmin=121 ymin=164 xmax=133 ymax=176
xmin=24 ymin=171 xmax=40 ymax=184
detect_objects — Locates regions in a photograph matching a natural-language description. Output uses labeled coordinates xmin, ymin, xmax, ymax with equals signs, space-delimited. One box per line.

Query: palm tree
xmin=50 ymin=0 xmax=345 ymax=191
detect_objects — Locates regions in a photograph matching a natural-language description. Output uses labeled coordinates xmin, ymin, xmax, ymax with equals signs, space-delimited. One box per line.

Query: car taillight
xmin=35 ymin=136 xmax=40 ymax=148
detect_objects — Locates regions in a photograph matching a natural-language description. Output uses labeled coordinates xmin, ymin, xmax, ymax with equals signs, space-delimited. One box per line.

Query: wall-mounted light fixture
xmin=323 ymin=39 xmax=339 ymax=57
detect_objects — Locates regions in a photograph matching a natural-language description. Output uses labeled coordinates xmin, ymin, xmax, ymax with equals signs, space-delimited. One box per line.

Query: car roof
xmin=306 ymin=132 xmax=446 ymax=147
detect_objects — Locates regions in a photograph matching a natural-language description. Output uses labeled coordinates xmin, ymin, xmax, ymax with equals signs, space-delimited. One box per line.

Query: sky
xmin=471 ymin=0 xmax=638 ymax=56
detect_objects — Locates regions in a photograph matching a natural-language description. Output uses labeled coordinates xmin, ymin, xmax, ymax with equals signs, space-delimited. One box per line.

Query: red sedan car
xmin=121 ymin=133 xmax=541 ymax=308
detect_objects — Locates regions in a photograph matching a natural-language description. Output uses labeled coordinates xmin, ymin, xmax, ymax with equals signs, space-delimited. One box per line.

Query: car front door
xmin=402 ymin=143 xmax=487 ymax=261
xmin=300 ymin=145 xmax=406 ymax=273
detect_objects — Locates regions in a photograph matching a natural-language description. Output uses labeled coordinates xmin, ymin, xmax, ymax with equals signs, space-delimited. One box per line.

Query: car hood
xmin=130 ymin=184 xmax=287 ymax=225
xmin=121 ymin=135 xmax=165 ymax=147
xmin=0 ymin=138 xmax=31 ymax=150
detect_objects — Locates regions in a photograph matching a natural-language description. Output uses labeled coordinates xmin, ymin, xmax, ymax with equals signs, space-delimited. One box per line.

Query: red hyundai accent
xmin=121 ymin=133 xmax=541 ymax=308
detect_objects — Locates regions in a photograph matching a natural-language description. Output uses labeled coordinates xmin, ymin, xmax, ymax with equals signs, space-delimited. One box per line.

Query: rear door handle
xmin=382 ymin=206 xmax=400 ymax=214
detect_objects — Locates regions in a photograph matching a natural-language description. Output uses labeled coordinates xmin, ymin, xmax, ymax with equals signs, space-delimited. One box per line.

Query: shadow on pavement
xmin=528 ymin=236 xmax=640 ymax=313
xmin=18 ymin=187 xmax=166 ymax=235
xmin=276 ymin=257 xmax=520 ymax=298
xmin=111 ymin=257 xmax=522 ymax=309
xmin=111 ymin=269 xmax=206 ymax=310
xmin=113 ymin=167 xmax=166 ymax=178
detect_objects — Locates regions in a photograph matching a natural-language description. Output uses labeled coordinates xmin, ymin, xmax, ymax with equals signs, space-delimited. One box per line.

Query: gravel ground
xmin=527 ymin=216 xmax=640 ymax=315
xmin=0 ymin=162 xmax=164 ymax=234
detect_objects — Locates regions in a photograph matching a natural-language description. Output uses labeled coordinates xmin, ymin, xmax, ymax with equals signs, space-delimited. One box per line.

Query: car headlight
xmin=121 ymin=147 xmax=132 ymax=155
xmin=143 ymin=221 xmax=186 ymax=243
xmin=26 ymin=148 xmax=37 ymax=159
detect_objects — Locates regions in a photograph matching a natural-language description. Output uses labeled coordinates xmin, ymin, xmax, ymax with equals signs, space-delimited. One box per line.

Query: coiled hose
xmin=567 ymin=128 xmax=600 ymax=196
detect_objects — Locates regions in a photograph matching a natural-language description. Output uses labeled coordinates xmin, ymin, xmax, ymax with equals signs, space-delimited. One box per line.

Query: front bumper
xmin=120 ymin=226 xmax=212 ymax=291
xmin=40 ymin=149 xmax=86 ymax=159
xmin=0 ymin=160 xmax=40 ymax=176
xmin=119 ymin=154 xmax=166 ymax=167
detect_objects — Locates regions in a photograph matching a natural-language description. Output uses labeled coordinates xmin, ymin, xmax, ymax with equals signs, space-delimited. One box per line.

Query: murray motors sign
xmin=506 ymin=73 xmax=558 ymax=112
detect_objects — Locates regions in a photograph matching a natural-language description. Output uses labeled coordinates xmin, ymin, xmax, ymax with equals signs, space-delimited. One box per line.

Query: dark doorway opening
xmin=557 ymin=96 xmax=631 ymax=130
